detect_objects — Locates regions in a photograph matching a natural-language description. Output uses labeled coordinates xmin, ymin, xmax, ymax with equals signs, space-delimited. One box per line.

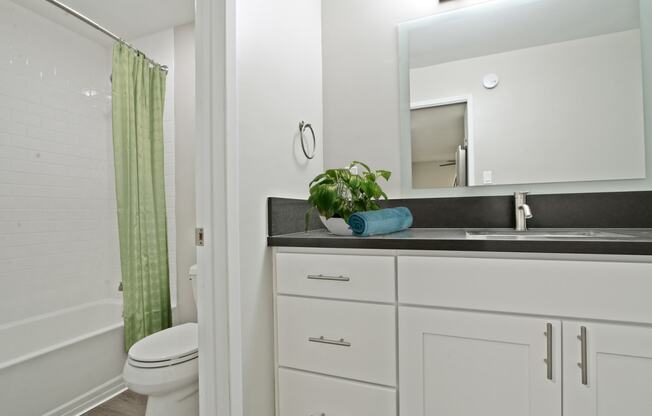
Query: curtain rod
xmin=42 ymin=0 xmax=169 ymax=72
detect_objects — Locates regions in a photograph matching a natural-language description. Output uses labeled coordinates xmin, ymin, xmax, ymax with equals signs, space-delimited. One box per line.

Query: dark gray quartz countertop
xmin=267 ymin=228 xmax=652 ymax=256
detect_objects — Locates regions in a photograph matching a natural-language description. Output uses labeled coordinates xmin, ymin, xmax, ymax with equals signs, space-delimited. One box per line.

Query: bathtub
xmin=0 ymin=300 xmax=127 ymax=416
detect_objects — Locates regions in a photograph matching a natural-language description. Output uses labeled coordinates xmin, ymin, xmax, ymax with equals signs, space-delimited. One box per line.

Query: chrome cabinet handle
xmin=307 ymin=274 xmax=350 ymax=282
xmin=544 ymin=323 xmax=553 ymax=380
xmin=577 ymin=326 xmax=588 ymax=385
xmin=308 ymin=336 xmax=351 ymax=347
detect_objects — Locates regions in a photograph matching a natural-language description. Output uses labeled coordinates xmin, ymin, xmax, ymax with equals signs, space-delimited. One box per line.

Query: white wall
xmin=173 ymin=23 xmax=197 ymax=324
xmin=236 ymin=0 xmax=324 ymax=413
xmin=410 ymin=29 xmax=645 ymax=186
xmin=0 ymin=0 xmax=119 ymax=324
xmin=129 ymin=29 xmax=179 ymax=312
xmin=322 ymin=0 xmax=491 ymax=196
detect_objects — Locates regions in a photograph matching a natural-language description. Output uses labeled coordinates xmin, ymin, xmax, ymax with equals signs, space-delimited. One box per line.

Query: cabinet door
xmin=563 ymin=321 xmax=652 ymax=416
xmin=399 ymin=307 xmax=561 ymax=416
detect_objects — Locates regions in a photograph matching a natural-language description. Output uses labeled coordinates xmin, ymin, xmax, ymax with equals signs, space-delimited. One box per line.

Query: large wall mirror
xmin=399 ymin=0 xmax=647 ymax=192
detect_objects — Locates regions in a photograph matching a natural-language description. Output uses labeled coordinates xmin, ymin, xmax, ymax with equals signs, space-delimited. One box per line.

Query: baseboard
xmin=43 ymin=376 xmax=126 ymax=416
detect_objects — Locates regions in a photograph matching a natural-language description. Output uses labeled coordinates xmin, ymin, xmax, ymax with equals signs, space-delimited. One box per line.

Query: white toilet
xmin=123 ymin=265 xmax=199 ymax=416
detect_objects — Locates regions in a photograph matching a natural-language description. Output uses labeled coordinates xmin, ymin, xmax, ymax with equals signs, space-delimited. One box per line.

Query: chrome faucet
xmin=514 ymin=191 xmax=533 ymax=231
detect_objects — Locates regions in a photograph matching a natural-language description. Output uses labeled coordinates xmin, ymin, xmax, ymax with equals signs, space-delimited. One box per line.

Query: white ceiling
xmin=406 ymin=0 xmax=640 ymax=68
xmin=15 ymin=0 xmax=194 ymax=45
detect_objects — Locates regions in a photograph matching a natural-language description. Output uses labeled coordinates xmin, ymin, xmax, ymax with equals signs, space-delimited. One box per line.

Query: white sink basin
xmin=465 ymin=230 xmax=637 ymax=240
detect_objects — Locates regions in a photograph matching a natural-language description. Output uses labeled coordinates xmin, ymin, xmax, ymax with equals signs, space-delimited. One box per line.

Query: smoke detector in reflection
xmin=483 ymin=73 xmax=499 ymax=89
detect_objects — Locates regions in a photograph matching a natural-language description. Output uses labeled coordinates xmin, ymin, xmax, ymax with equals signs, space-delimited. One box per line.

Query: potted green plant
xmin=306 ymin=161 xmax=391 ymax=235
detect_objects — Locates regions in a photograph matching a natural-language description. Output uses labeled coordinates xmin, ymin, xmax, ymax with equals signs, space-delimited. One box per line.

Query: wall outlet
xmin=483 ymin=170 xmax=493 ymax=184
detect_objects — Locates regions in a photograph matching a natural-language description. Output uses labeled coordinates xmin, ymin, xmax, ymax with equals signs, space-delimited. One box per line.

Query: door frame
xmin=410 ymin=95 xmax=476 ymax=187
xmin=195 ymin=0 xmax=243 ymax=415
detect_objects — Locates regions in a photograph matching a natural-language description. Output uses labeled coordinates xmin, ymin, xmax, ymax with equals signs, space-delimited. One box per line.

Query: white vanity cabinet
xmin=273 ymin=248 xmax=652 ymax=416
xmin=399 ymin=308 xmax=562 ymax=416
xmin=562 ymin=321 xmax=652 ymax=416
xmin=273 ymin=251 xmax=398 ymax=416
xmin=398 ymin=255 xmax=652 ymax=416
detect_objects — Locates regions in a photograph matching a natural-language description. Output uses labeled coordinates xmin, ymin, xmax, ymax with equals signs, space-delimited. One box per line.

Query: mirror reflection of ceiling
xmin=411 ymin=103 xmax=465 ymax=163
xmin=408 ymin=0 xmax=640 ymax=68
xmin=14 ymin=0 xmax=195 ymax=44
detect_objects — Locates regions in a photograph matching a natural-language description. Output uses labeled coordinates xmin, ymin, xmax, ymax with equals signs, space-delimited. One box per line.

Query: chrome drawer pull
xmin=308 ymin=336 xmax=351 ymax=347
xmin=307 ymin=274 xmax=350 ymax=282
xmin=577 ymin=326 xmax=588 ymax=385
xmin=543 ymin=323 xmax=553 ymax=380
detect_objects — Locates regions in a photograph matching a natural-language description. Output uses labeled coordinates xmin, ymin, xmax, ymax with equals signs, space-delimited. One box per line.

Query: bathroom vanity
xmin=271 ymin=245 xmax=652 ymax=416
xmin=268 ymin=195 xmax=652 ymax=416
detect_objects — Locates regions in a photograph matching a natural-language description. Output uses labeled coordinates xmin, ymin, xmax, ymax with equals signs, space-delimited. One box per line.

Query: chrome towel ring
xmin=299 ymin=121 xmax=317 ymax=160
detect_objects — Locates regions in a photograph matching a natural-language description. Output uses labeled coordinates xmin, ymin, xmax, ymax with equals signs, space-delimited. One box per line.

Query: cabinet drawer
xmin=277 ymin=296 xmax=396 ymax=386
xmin=278 ymin=368 xmax=396 ymax=416
xmin=398 ymin=256 xmax=652 ymax=324
xmin=276 ymin=253 xmax=395 ymax=302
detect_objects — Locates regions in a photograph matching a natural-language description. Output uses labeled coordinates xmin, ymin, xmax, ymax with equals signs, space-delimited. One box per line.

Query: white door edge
xmin=195 ymin=0 xmax=243 ymax=415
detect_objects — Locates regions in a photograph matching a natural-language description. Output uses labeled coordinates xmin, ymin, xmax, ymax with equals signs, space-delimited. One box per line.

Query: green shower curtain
xmin=111 ymin=43 xmax=172 ymax=351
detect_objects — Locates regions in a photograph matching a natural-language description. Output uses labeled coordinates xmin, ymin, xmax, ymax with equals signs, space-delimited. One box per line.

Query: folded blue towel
xmin=348 ymin=207 xmax=413 ymax=237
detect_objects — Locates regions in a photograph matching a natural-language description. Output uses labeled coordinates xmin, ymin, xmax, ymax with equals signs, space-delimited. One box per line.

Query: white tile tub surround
xmin=0 ymin=0 xmax=120 ymax=324
xmin=0 ymin=1 xmax=180 ymax=325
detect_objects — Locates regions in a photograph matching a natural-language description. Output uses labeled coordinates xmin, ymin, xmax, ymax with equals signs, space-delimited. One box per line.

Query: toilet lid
xmin=128 ymin=323 xmax=198 ymax=368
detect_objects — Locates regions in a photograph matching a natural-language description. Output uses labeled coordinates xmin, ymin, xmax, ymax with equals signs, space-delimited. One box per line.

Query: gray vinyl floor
xmin=83 ymin=390 xmax=147 ymax=416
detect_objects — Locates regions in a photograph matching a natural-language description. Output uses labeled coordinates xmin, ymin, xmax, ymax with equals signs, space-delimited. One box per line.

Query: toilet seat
xmin=128 ymin=323 xmax=198 ymax=369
